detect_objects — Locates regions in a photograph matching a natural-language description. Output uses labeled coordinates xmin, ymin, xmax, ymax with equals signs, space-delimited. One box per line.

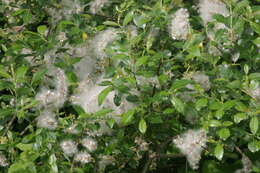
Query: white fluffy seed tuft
xmin=91 ymin=28 xmax=118 ymax=59
xmin=60 ymin=140 xmax=78 ymax=156
xmin=81 ymin=137 xmax=98 ymax=152
xmin=0 ymin=154 xmax=8 ymax=167
xmin=90 ymin=0 xmax=109 ymax=14
xmin=36 ymin=68 xmax=68 ymax=109
xmin=198 ymin=0 xmax=229 ymax=25
xmin=173 ymin=129 xmax=207 ymax=170
xmin=37 ymin=110 xmax=58 ymax=130
xmin=169 ymin=8 xmax=190 ymax=40
xmin=74 ymin=152 xmax=92 ymax=164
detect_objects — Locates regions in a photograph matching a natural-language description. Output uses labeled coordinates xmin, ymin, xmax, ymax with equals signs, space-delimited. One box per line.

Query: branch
xmin=4 ymin=115 xmax=16 ymax=136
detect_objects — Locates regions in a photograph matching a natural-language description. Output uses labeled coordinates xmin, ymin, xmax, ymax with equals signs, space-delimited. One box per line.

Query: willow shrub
xmin=0 ymin=0 xmax=260 ymax=173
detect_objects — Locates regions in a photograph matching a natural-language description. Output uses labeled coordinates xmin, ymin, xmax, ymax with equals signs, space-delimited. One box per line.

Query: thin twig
xmin=4 ymin=115 xmax=16 ymax=135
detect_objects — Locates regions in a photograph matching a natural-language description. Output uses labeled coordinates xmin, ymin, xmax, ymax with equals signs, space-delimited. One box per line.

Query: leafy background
xmin=0 ymin=0 xmax=259 ymax=172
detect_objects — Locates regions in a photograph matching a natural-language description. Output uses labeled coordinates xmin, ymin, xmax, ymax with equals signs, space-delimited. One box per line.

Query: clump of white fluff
xmin=198 ymin=0 xmax=229 ymax=25
xmin=60 ymin=140 xmax=78 ymax=156
xmin=98 ymin=155 xmax=115 ymax=171
xmin=21 ymin=48 xmax=35 ymax=65
xmin=46 ymin=0 xmax=84 ymax=24
xmin=71 ymin=76 xmax=133 ymax=116
xmin=74 ymin=152 xmax=92 ymax=164
xmin=37 ymin=110 xmax=58 ymax=130
xmin=36 ymin=68 xmax=68 ymax=109
xmin=91 ymin=28 xmax=118 ymax=59
xmin=169 ymin=8 xmax=191 ymax=40
xmin=198 ymin=0 xmax=229 ymax=40
xmin=246 ymin=81 xmax=260 ymax=101
xmin=134 ymin=137 xmax=149 ymax=151
xmin=173 ymin=129 xmax=207 ymax=170
xmin=235 ymin=153 xmax=252 ymax=173
xmin=0 ymin=153 xmax=8 ymax=167
xmin=89 ymin=0 xmax=109 ymax=14
xmin=81 ymin=137 xmax=98 ymax=152
xmin=65 ymin=124 xmax=79 ymax=134
xmin=186 ymin=71 xmax=211 ymax=91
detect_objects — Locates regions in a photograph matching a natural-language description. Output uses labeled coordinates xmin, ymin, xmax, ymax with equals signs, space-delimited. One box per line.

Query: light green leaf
xmin=31 ymin=69 xmax=47 ymax=85
xmin=133 ymin=15 xmax=148 ymax=28
xmin=103 ymin=21 xmax=120 ymax=26
xmin=215 ymin=109 xmax=224 ymax=119
xmin=248 ymin=141 xmax=260 ymax=152
xmin=15 ymin=66 xmax=28 ymax=82
xmin=136 ymin=56 xmax=148 ymax=67
xmin=171 ymin=96 xmax=185 ymax=114
xmin=139 ymin=118 xmax=147 ymax=134
xmin=0 ymin=65 xmax=11 ymax=78
xmin=234 ymin=113 xmax=247 ymax=123
xmin=16 ymin=143 xmax=33 ymax=151
xmin=250 ymin=116 xmax=259 ymax=135
xmin=195 ymin=98 xmax=208 ymax=111
xmin=214 ymin=144 xmax=224 ymax=160
xmin=49 ymin=154 xmax=58 ymax=173
xmin=37 ymin=25 xmax=47 ymax=35
xmin=209 ymin=120 xmax=221 ymax=127
xmin=171 ymin=79 xmax=192 ymax=91
xmin=98 ymin=86 xmax=113 ymax=105
xmin=94 ymin=108 xmax=113 ymax=117
xmin=121 ymin=109 xmax=135 ymax=125
xmin=123 ymin=11 xmax=134 ymax=26
xmin=217 ymin=128 xmax=230 ymax=140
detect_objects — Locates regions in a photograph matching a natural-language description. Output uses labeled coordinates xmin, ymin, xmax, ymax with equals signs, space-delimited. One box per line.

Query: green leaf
xmin=98 ymin=86 xmax=113 ymax=105
xmin=171 ymin=79 xmax=192 ymax=91
xmin=234 ymin=113 xmax=247 ymax=123
xmin=49 ymin=154 xmax=58 ymax=173
xmin=223 ymin=100 xmax=236 ymax=110
xmin=209 ymin=101 xmax=222 ymax=110
xmin=249 ymin=73 xmax=260 ymax=80
xmin=37 ymin=25 xmax=47 ymax=35
xmin=139 ymin=118 xmax=147 ymax=134
xmin=209 ymin=120 xmax=221 ymax=127
xmin=250 ymin=116 xmax=259 ymax=135
xmin=171 ymin=96 xmax=185 ymax=114
xmin=136 ymin=56 xmax=148 ymax=67
xmin=133 ymin=15 xmax=148 ymax=28
xmin=16 ymin=143 xmax=33 ymax=151
xmin=94 ymin=108 xmax=113 ymax=117
xmin=215 ymin=109 xmax=224 ymax=119
xmin=250 ymin=22 xmax=260 ymax=35
xmin=121 ymin=109 xmax=135 ymax=125
xmin=15 ymin=66 xmax=28 ymax=82
xmin=217 ymin=128 xmax=230 ymax=140
xmin=248 ymin=140 xmax=260 ymax=152
xmin=103 ymin=21 xmax=120 ymax=26
xmin=214 ymin=144 xmax=224 ymax=160
xmin=0 ymin=65 xmax=11 ymax=78
xmin=8 ymin=161 xmax=37 ymax=173
xmin=195 ymin=98 xmax=208 ymax=111
xmin=123 ymin=11 xmax=134 ymax=26
xmin=31 ymin=69 xmax=47 ymax=85
xmin=107 ymin=118 xmax=115 ymax=128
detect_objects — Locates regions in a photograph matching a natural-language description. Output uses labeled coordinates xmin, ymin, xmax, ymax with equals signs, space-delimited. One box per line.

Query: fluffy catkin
xmin=173 ymin=129 xmax=207 ymax=169
xmin=36 ymin=68 xmax=68 ymax=109
xmin=74 ymin=152 xmax=92 ymax=164
xmin=89 ymin=0 xmax=109 ymax=14
xmin=198 ymin=0 xmax=229 ymax=25
xmin=36 ymin=110 xmax=58 ymax=130
xmin=60 ymin=140 xmax=78 ymax=156
xmin=169 ymin=8 xmax=191 ymax=40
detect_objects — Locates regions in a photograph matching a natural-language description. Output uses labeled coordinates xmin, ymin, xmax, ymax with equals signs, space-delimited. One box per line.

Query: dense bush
xmin=0 ymin=0 xmax=260 ymax=172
